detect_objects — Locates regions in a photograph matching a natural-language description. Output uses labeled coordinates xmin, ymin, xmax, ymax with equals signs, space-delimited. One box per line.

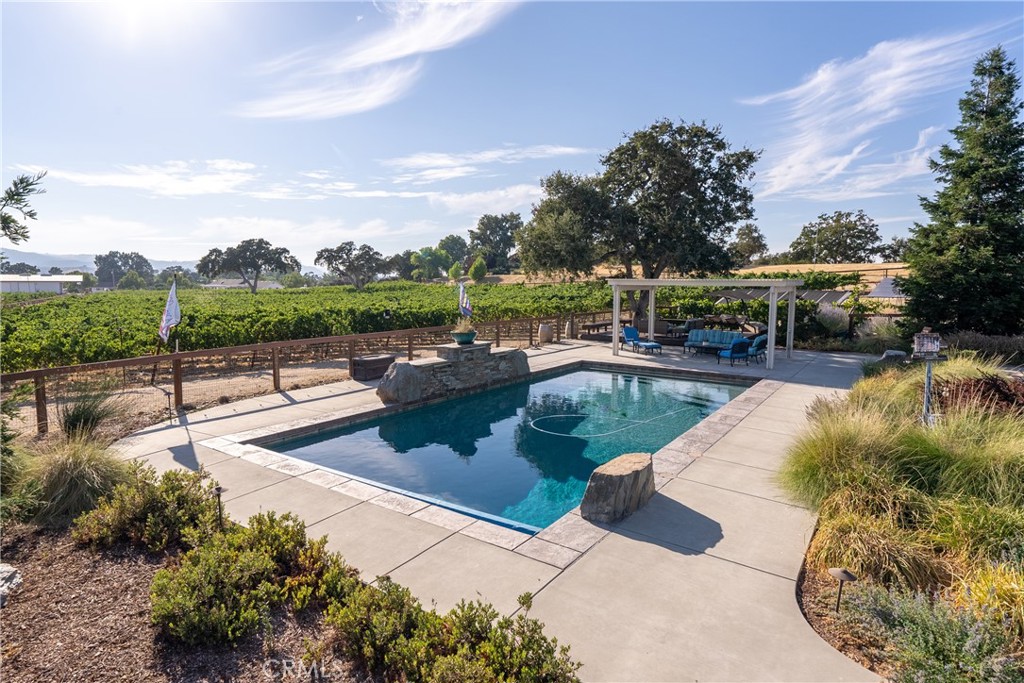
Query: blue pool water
xmin=272 ymin=370 xmax=746 ymax=530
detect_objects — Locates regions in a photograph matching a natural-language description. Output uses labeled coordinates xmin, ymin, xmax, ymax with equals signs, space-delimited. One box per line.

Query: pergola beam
xmin=608 ymin=278 xmax=804 ymax=370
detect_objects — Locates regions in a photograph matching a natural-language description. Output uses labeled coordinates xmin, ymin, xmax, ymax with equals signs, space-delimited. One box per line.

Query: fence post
xmin=348 ymin=340 xmax=356 ymax=371
xmin=272 ymin=347 xmax=281 ymax=392
xmin=172 ymin=357 xmax=183 ymax=409
xmin=33 ymin=376 xmax=48 ymax=435
xmin=407 ymin=334 xmax=413 ymax=360
xmin=495 ymin=321 xmax=501 ymax=348
xmin=556 ymin=314 xmax=562 ymax=342
xmin=529 ymin=319 xmax=534 ymax=347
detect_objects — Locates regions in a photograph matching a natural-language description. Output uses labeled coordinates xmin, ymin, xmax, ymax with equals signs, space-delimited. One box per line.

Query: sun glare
xmin=93 ymin=0 xmax=218 ymax=48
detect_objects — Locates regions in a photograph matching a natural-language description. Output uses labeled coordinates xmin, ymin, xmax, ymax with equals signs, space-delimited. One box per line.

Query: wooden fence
xmin=2 ymin=311 xmax=625 ymax=435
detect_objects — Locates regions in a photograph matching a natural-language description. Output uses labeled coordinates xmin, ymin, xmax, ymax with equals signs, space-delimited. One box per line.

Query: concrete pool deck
xmin=114 ymin=341 xmax=880 ymax=682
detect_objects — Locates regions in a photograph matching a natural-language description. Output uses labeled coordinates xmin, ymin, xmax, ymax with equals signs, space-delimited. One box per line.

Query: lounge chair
xmin=621 ymin=325 xmax=662 ymax=354
xmin=717 ymin=338 xmax=750 ymax=366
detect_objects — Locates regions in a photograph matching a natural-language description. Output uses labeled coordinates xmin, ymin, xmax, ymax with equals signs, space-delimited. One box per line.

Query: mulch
xmin=796 ymin=563 xmax=894 ymax=680
xmin=0 ymin=525 xmax=359 ymax=682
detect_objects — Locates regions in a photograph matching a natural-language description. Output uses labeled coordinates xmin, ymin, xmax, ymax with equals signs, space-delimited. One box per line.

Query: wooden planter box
xmin=351 ymin=354 xmax=396 ymax=381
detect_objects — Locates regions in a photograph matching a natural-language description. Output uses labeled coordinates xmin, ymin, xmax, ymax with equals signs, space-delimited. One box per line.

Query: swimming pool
xmin=271 ymin=369 xmax=746 ymax=531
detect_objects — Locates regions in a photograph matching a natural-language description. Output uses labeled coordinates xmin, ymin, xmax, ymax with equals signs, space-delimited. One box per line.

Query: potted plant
xmin=451 ymin=317 xmax=477 ymax=345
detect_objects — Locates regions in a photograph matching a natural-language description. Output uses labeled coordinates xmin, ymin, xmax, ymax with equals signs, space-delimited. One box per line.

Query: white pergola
xmin=608 ymin=278 xmax=804 ymax=370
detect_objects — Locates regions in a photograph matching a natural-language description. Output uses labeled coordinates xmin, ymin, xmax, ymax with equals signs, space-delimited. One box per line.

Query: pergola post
xmin=786 ymin=288 xmax=797 ymax=359
xmin=647 ymin=286 xmax=656 ymax=341
xmin=767 ymin=287 xmax=779 ymax=370
xmin=612 ymin=283 xmax=621 ymax=356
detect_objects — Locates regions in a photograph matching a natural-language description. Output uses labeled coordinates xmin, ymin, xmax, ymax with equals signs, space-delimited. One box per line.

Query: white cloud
xmin=428 ymin=183 xmax=541 ymax=214
xmin=328 ymin=2 xmax=516 ymax=72
xmin=235 ymin=61 xmax=423 ymax=120
xmin=22 ymin=160 xmax=260 ymax=198
xmin=382 ymin=144 xmax=595 ymax=184
xmin=238 ymin=1 xmax=516 ymax=120
xmin=745 ymin=26 xmax=1000 ymax=201
xmin=21 ymin=161 xmax=371 ymax=202
xmin=339 ymin=189 xmax=435 ymax=199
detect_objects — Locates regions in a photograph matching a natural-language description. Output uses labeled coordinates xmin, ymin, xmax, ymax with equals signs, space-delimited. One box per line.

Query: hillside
xmin=737 ymin=262 xmax=908 ymax=289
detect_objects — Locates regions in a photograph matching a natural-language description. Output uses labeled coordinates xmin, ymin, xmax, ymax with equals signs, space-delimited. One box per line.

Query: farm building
xmin=0 ymin=274 xmax=83 ymax=294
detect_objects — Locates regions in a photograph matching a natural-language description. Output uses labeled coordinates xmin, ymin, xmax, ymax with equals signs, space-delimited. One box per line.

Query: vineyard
xmin=0 ymin=282 xmax=613 ymax=372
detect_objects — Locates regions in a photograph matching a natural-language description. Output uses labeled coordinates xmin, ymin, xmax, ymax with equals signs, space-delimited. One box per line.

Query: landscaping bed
xmin=1 ymin=525 xmax=348 ymax=682
xmin=782 ymin=355 xmax=1024 ymax=682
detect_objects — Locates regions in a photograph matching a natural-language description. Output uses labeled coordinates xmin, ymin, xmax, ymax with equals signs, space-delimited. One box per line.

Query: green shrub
xmin=945 ymin=331 xmax=1024 ymax=362
xmin=809 ymin=513 xmax=950 ymax=589
xmin=26 ymin=437 xmax=130 ymax=527
xmin=818 ymin=480 xmax=935 ymax=530
xmin=0 ymin=445 xmax=37 ymax=524
xmin=780 ymin=402 xmax=905 ymax=508
xmin=148 ymin=510 xmax=359 ymax=646
xmin=72 ymin=465 xmax=220 ymax=551
xmin=232 ymin=510 xmax=308 ymax=575
xmin=0 ymin=384 xmax=35 ymax=522
xmin=325 ymin=576 xmax=432 ymax=678
xmin=955 ymin=563 xmax=1024 ymax=648
xmin=479 ymin=593 xmax=581 ymax=682
xmin=284 ymin=536 xmax=360 ymax=610
xmin=899 ymin=409 xmax=1024 ymax=507
xmin=928 ymin=498 xmax=1024 ymax=565
xmin=150 ymin=533 xmax=281 ymax=644
xmin=848 ymin=584 xmax=1021 ymax=683
xmin=427 ymin=654 xmax=498 ymax=683
xmin=855 ymin=318 xmax=908 ymax=353
xmin=815 ymin=304 xmax=849 ymax=337
xmin=56 ymin=389 xmax=124 ymax=441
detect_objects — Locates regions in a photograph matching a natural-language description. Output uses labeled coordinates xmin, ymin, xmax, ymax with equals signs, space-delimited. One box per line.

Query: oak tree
xmin=94 ymin=251 xmax=154 ymax=288
xmin=315 ymin=241 xmax=386 ymax=290
xmin=787 ymin=210 xmax=881 ymax=264
xmin=196 ymin=239 xmax=300 ymax=293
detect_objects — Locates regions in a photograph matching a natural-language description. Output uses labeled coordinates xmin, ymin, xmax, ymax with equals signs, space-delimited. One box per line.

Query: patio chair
xmin=717 ymin=338 xmax=750 ymax=366
xmin=749 ymin=335 xmax=768 ymax=364
xmin=621 ymin=325 xmax=663 ymax=354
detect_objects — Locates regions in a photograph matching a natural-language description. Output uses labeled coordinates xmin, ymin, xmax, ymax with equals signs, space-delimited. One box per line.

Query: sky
xmin=2 ymin=1 xmax=1022 ymax=270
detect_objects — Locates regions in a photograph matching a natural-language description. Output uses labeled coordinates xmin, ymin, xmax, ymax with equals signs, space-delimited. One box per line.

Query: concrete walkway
xmin=114 ymin=341 xmax=879 ymax=682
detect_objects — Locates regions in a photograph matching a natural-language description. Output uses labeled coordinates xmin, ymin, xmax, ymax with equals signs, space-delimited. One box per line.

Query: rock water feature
xmin=376 ymin=342 xmax=530 ymax=405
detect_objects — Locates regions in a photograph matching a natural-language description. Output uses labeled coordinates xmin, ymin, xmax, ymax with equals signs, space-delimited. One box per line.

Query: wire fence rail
xmin=2 ymin=311 xmax=623 ymax=436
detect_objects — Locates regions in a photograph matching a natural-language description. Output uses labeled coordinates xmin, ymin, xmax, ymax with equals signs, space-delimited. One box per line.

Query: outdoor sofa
xmin=683 ymin=328 xmax=747 ymax=353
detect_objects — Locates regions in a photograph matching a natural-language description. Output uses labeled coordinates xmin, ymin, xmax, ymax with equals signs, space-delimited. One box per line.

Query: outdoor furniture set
xmin=683 ymin=330 xmax=770 ymax=366
xmin=620 ymin=326 xmax=769 ymax=365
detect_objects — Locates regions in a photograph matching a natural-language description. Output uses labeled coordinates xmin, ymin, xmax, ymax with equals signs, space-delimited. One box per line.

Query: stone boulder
xmin=0 ymin=563 xmax=22 ymax=608
xmin=376 ymin=361 xmax=430 ymax=404
xmin=580 ymin=452 xmax=655 ymax=523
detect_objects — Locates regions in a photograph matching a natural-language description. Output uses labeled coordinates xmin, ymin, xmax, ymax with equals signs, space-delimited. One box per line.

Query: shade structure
xmin=607 ymin=278 xmax=804 ymax=370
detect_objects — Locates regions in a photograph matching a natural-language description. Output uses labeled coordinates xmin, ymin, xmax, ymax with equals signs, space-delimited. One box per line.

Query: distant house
xmin=202 ymin=279 xmax=284 ymax=290
xmin=0 ymin=274 xmax=84 ymax=294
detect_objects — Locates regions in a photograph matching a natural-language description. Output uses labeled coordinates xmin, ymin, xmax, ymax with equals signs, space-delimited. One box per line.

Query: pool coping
xmin=196 ymin=359 xmax=785 ymax=568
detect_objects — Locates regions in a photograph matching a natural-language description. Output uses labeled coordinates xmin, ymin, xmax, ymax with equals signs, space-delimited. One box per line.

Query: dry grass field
xmin=499 ymin=262 xmax=908 ymax=288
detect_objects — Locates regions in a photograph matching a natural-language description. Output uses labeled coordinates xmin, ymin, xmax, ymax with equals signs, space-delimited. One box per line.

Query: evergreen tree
xmin=898 ymin=47 xmax=1024 ymax=335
